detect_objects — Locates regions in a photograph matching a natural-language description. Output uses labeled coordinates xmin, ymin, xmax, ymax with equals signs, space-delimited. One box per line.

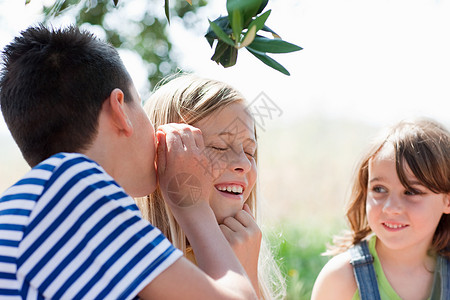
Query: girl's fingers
xmin=179 ymin=128 xmax=197 ymax=150
xmin=156 ymin=130 xmax=167 ymax=175
xmin=177 ymin=124 xmax=203 ymax=150
xmin=192 ymin=127 xmax=204 ymax=149
xmin=222 ymin=216 xmax=245 ymax=232
xmin=234 ymin=209 xmax=256 ymax=228
xmin=243 ymin=203 xmax=254 ymax=219
xmin=160 ymin=125 xmax=183 ymax=154
xmin=159 ymin=123 xmax=203 ymax=151
xmin=219 ymin=224 xmax=234 ymax=241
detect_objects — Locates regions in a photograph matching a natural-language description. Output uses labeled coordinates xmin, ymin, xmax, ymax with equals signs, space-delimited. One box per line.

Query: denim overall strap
xmin=349 ymin=240 xmax=381 ymax=300
xmin=430 ymin=255 xmax=450 ymax=300
xmin=445 ymin=257 xmax=450 ymax=300
xmin=433 ymin=255 xmax=450 ymax=300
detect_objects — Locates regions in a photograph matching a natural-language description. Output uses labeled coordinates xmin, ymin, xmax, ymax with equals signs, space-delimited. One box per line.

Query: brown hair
xmin=330 ymin=119 xmax=450 ymax=257
xmin=0 ymin=25 xmax=132 ymax=167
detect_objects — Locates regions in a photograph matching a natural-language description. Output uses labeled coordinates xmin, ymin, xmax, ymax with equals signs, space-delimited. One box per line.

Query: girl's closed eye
xmin=209 ymin=145 xmax=228 ymax=152
xmin=243 ymin=141 xmax=257 ymax=158
xmin=245 ymin=148 xmax=256 ymax=158
xmin=245 ymin=151 xmax=255 ymax=158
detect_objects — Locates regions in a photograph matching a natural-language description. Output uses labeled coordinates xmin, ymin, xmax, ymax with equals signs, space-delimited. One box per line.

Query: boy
xmin=0 ymin=25 xmax=256 ymax=299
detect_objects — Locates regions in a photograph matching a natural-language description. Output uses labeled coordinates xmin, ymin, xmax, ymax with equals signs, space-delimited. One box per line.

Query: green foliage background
xmin=268 ymin=225 xmax=330 ymax=300
xmin=41 ymin=0 xmax=207 ymax=88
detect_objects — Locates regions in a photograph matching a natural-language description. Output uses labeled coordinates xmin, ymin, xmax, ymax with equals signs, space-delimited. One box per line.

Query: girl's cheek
xmin=367 ymin=192 xmax=386 ymax=207
xmin=365 ymin=197 xmax=378 ymax=216
xmin=366 ymin=203 xmax=377 ymax=228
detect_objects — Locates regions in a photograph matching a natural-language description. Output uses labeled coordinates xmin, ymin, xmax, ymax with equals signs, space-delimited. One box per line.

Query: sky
xmin=1 ymin=0 xmax=450 ymax=132
xmin=169 ymin=0 xmax=450 ymax=128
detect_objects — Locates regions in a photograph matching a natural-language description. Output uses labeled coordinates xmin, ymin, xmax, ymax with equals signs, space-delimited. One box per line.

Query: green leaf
xmin=247 ymin=10 xmax=271 ymax=34
xmin=247 ymin=36 xmax=302 ymax=53
xmin=25 ymin=0 xmax=31 ymax=4
xmin=206 ymin=36 xmax=215 ymax=48
xmin=208 ymin=20 xmax=235 ymax=47
xmin=211 ymin=41 xmax=231 ymax=63
xmin=205 ymin=17 xmax=232 ymax=46
xmin=113 ymin=0 xmax=119 ymax=6
xmin=165 ymin=0 xmax=170 ymax=24
xmin=230 ymin=9 xmax=243 ymax=44
xmin=227 ymin=0 xmax=262 ymax=25
xmin=261 ymin=25 xmax=280 ymax=39
xmin=240 ymin=25 xmax=257 ymax=48
xmin=247 ymin=48 xmax=290 ymax=75
xmin=257 ymin=0 xmax=269 ymax=14
xmin=205 ymin=16 xmax=231 ymax=38
xmin=219 ymin=46 xmax=238 ymax=68
xmin=210 ymin=41 xmax=238 ymax=68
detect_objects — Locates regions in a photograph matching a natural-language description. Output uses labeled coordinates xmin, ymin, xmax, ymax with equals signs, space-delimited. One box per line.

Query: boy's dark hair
xmin=0 ymin=25 xmax=133 ymax=167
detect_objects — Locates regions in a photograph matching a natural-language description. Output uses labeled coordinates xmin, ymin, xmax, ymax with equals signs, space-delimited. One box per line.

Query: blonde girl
xmin=135 ymin=74 xmax=286 ymax=300
xmin=312 ymin=119 xmax=450 ymax=300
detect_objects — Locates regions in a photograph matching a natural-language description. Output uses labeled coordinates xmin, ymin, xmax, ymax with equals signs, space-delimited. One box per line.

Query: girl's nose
xmin=382 ymin=195 xmax=403 ymax=214
xmin=228 ymin=149 xmax=252 ymax=174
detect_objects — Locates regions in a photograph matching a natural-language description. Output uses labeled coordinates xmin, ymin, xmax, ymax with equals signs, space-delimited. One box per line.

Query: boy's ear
xmin=108 ymin=88 xmax=133 ymax=137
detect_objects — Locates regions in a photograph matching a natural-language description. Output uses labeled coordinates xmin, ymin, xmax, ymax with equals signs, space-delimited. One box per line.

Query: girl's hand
xmin=220 ymin=204 xmax=262 ymax=298
xmin=156 ymin=123 xmax=213 ymax=210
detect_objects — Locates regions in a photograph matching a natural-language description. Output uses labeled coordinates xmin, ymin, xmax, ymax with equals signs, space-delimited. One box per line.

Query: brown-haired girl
xmin=312 ymin=119 xmax=450 ymax=300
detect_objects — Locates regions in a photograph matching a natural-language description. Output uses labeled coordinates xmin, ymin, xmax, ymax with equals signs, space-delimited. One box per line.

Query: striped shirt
xmin=0 ymin=153 xmax=182 ymax=299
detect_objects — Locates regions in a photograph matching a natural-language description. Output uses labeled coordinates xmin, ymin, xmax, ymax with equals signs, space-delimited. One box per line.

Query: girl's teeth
xmin=218 ymin=185 xmax=243 ymax=194
xmin=385 ymin=223 xmax=405 ymax=229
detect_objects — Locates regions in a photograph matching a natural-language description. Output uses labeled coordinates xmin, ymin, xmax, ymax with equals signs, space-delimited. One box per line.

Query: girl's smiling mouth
xmin=382 ymin=222 xmax=409 ymax=230
xmin=215 ymin=183 xmax=245 ymax=196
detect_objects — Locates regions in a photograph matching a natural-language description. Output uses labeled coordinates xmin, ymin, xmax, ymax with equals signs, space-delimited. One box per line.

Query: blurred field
xmin=257 ymin=114 xmax=377 ymax=224
xmin=0 ymin=115 xmax=379 ymax=299
xmin=267 ymin=223 xmax=335 ymax=300
xmin=0 ymin=132 xmax=30 ymax=191
xmin=254 ymin=115 xmax=377 ymax=299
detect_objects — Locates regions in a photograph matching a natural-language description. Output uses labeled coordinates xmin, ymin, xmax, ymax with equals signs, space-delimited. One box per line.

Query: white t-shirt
xmin=0 ymin=153 xmax=182 ymax=299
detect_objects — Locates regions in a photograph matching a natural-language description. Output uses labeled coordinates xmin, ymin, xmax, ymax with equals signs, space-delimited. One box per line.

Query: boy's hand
xmin=156 ymin=123 xmax=213 ymax=209
xmin=219 ymin=204 xmax=262 ymax=296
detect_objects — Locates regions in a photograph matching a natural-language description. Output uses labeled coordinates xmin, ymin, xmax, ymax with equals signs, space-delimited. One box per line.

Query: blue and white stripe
xmin=0 ymin=153 xmax=181 ymax=299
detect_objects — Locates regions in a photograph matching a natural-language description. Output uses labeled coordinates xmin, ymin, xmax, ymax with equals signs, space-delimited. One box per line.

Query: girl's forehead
xmin=369 ymin=144 xmax=423 ymax=185
xmin=372 ymin=143 xmax=395 ymax=161
xmin=197 ymin=103 xmax=255 ymax=137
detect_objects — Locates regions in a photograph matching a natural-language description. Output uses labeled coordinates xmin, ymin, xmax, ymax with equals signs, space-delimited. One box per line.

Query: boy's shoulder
xmin=35 ymin=152 xmax=100 ymax=172
xmin=312 ymin=251 xmax=357 ymax=300
xmin=29 ymin=152 xmax=108 ymax=184
xmin=1 ymin=152 xmax=114 ymax=203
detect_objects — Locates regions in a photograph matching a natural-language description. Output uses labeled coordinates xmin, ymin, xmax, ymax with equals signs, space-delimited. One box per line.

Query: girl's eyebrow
xmin=217 ymin=131 xmax=257 ymax=145
xmin=218 ymin=131 xmax=233 ymax=137
xmin=406 ymin=180 xmax=424 ymax=187
xmin=368 ymin=177 xmax=384 ymax=183
xmin=369 ymin=176 xmax=424 ymax=187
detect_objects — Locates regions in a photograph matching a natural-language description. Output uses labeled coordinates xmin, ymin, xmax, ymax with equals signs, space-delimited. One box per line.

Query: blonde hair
xmin=328 ymin=119 xmax=450 ymax=257
xmin=135 ymin=73 xmax=286 ymax=299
